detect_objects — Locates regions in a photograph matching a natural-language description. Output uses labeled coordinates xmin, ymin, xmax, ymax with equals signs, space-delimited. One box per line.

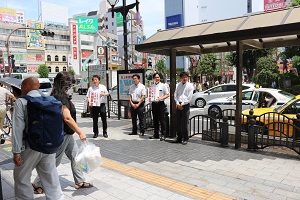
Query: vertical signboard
xmin=116 ymin=12 xmax=123 ymax=35
xmin=264 ymin=0 xmax=286 ymax=12
xmin=70 ymin=23 xmax=78 ymax=60
xmin=77 ymin=17 xmax=98 ymax=33
xmin=26 ymin=20 xmax=45 ymax=50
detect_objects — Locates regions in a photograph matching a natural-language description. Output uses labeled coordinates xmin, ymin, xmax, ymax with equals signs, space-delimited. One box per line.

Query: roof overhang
xmin=136 ymin=6 xmax=300 ymax=55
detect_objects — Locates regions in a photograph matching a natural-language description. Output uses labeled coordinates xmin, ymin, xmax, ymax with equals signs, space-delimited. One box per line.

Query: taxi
xmin=243 ymin=95 xmax=300 ymax=137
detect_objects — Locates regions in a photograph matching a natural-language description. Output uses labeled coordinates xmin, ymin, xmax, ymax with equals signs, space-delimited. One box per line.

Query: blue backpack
xmin=22 ymin=95 xmax=64 ymax=154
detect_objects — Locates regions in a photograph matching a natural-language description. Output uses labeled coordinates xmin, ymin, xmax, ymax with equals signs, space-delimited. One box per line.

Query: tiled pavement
xmin=1 ymin=115 xmax=300 ymax=199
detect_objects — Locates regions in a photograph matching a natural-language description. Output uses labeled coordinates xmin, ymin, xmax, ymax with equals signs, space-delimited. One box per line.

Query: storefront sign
xmin=264 ymin=0 xmax=286 ymax=12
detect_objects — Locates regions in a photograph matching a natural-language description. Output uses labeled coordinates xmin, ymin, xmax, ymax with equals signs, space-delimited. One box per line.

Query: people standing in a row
xmin=129 ymin=74 xmax=146 ymax=136
xmin=173 ymin=72 xmax=194 ymax=145
xmin=87 ymin=75 xmax=109 ymax=138
xmin=149 ymin=73 xmax=170 ymax=140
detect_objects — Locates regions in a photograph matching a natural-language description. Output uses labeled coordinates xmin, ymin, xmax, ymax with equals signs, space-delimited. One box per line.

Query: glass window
xmin=55 ymin=66 xmax=59 ymax=72
xmin=226 ymin=85 xmax=237 ymax=91
xmin=63 ymin=66 xmax=66 ymax=71
xmin=55 ymin=55 xmax=59 ymax=61
xmin=47 ymin=55 xmax=51 ymax=61
xmin=62 ymin=56 xmax=66 ymax=62
xmin=282 ymin=100 xmax=300 ymax=115
xmin=48 ymin=66 xmax=51 ymax=72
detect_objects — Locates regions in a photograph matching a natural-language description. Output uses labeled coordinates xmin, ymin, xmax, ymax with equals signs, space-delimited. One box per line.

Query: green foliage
xmin=292 ymin=55 xmax=300 ymax=72
xmin=156 ymin=59 xmax=167 ymax=75
xmin=281 ymin=47 xmax=300 ymax=59
xmin=225 ymin=49 xmax=274 ymax=80
xmin=289 ymin=0 xmax=300 ymax=7
xmin=37 ymin=64 xmax=49 ymax=78
xmin=199 ymin=54 xmax=219 ymax=80
xmin=253 ymin=57 xmax=279 ymax=87
xmin=283 ymin=85 xmax=300 ymax=95
xmin=68 ymin=68 xmax=75 ymax=76
xmin=188 ymin=56 xmax=201 ymax=82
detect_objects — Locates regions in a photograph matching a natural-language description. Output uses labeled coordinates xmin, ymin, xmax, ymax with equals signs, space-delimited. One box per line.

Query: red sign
xmin=73 ymin=47 xmax=77 ymax=60
xmin=264 ymin=0 xmax=286 ymax=12
xmin=72 ymin=24 xmax=77 ymax=45
xmin=81 ymin=51 xmax=93 ymax=59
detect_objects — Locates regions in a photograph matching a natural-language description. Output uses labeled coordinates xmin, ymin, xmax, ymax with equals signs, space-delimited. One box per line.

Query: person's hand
xmin=156 ymin=97 xmax=162 ymax=102
xmin=79 ymin=133 xmax=87 ymax=142
xmin=13 ymin=154 xmax=23 ymax=166
xmin=177 ymin=104 xmax=184 ymax=110
xmin=100 ymin=92 xmax=104 ymax=97
xmin=131 ymin=103 xmax=137 ymax=109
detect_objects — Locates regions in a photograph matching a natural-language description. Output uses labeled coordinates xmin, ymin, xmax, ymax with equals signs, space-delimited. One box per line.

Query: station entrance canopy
xmin=135 ymin=6 xmax=300 ymax=148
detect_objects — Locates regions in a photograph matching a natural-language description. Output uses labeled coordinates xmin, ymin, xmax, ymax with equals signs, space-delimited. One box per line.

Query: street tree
xmin=37 ymin=64 xmax=49 ymax=78
xmin=68 ymin=68 xmax=75 ymax=76
xmin=253 ymin=57 xmax=279 ymax=87
xmin=292 ymin=55 xmax=300 ymax=73
xmin=225 ymin=49 xmax=273 ymax=80
xmin=156 ymin=59 xmax=167 ymax=76
xmin=188 ymin=55 xmax=201 ymax=82
xmin=289 ymin=0 xmax=300 ymax=7
xmin=199 ymin=54 xmax=219 ymax=81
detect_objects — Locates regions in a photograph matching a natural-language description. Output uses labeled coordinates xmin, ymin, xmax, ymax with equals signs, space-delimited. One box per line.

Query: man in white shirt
xmin=149 ymin=73 xmax=170 ymax=140
xmin=173 ymin=72 xmax=194 ymax=145
xmin=87 ymin=75 xmax=109 ymax=138
xmin=129 ymin=74 xmax=146 ymax=136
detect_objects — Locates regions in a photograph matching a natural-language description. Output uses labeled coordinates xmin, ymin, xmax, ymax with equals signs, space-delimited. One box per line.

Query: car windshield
xmin=274 ymin=96 xmax=296 ymax=112
xmin=39 ymin=82 xmax=52 ymax=89
xmin=278 ymin=90 xmax=295 ymax=99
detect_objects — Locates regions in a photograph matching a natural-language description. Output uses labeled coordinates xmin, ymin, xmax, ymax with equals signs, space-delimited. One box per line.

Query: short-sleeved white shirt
xmin=0 ymin=87 xmax=12 ymax=108
xmin=130 ymin=82 xmax=146 ymax=102
xmin=151 ymin=82 xmax=169 ymax=99
xmin=86 ymin=84 xmax=108 ymax=106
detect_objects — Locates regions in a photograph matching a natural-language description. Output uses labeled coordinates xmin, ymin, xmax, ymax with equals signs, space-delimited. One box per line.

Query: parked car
xmin=190 ymin=83 xmax=255 ymax=108
xmin=243 ymin=94 xmax=300 ymax=137
xmin=204 ymin=88 xmax=294 ymax=117
xmin=38 ymin=78 xmax=52 ymax=96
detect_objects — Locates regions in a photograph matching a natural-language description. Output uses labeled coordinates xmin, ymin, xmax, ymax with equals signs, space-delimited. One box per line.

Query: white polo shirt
xmin=151 ymin=82 xmax=169 ymax=100
xmin=130 ymin=82 xmax=146 ymax=102
xmin=86 ymin=84 xmax=108 ymax=106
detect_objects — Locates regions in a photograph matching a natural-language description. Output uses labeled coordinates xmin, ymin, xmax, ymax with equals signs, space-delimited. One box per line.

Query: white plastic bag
xmin=75 ymin=140 xmax=102 ymax=173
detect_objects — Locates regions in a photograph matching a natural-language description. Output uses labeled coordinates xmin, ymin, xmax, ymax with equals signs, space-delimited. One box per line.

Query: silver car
xmin=190 ymin=83 xmax=255 ymax=108
xmin=204 ymin=88 xmax=294 ymax=117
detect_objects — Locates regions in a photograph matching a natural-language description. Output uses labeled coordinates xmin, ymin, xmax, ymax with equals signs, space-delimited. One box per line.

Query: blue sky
xmin=1 ymin=0 xmax=165 ymax=37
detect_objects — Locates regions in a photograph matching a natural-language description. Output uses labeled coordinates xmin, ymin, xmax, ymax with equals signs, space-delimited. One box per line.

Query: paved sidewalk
xmin=1 ymin=115 xmax=300 ymax=199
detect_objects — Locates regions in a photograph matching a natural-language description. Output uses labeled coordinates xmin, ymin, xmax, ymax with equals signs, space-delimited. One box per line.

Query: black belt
xmin=132 ymin=101 xmax=144 ymax=104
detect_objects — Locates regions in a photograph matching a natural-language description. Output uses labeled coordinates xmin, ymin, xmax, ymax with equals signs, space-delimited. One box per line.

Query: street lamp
xmin=106 ymin=0 xmax=139 ymax=71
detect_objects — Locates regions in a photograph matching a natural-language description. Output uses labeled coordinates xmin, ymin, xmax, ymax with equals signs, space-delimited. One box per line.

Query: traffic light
xmin=40 ymin=30 xmax=55 ymax=37
xmin=9 ymin=55 xmax=15 ymax=69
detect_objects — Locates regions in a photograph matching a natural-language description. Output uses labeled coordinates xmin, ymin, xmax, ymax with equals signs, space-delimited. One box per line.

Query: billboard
xmin=116 ymin=12 xmax=123 ymax=35
xmin=166 ymin=14 xmax=182 ymax=29
xmin=26 ymin=20 xmax=45 ymax=50
xmin=77 ymin=17 xmax=98 ymax=33
xmin=41 ymin=1 xmax=68 ymax=25
xmin=0 ymin=7 xmax=24 ymax=24
xmin=264 ymin=0 xmax=286 ymax=12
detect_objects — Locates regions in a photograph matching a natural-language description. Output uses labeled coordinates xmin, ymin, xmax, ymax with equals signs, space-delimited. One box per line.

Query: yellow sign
xmin=26 ymin=20 xmax=45 ymax=50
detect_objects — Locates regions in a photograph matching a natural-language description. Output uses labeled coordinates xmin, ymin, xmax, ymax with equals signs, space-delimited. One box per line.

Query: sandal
xmin=32 ymin=183 xmax=44 ymax=194
xmin=75 ymin=182 xmax=93 ymax=189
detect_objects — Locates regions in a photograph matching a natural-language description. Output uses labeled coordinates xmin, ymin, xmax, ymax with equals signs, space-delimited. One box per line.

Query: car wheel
xmin=195 ymin=98 xmax=206 ymax=108
xmin=208 ymin=105 xmax=222 ymax=119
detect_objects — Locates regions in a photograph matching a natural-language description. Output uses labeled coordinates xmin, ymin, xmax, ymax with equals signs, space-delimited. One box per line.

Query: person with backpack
xmin=11 ymin=77 xmax=64 ymax=200
xmin=32 ymin=71 xmax=92 ymax=194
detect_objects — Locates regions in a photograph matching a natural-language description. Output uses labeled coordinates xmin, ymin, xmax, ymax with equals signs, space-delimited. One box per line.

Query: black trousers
xmin=130 ymin=102 xmax=145 ymax=134
xmin=91 ymin=104 xmax=107 ymax=134
xmin=176 ymin=104 xmax=190 ymax=141
xmin=152 ymin=101 xmax=166 ymax=137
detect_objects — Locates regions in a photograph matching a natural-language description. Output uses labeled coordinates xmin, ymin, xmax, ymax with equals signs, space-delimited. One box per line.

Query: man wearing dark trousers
xmin=173 ymin=72 xmax=194 ymax=145
xmin=149 ymin=73 xmax=170 ymax=140
xmin=129 ymin=74 xmax=146 ymax=136
xmin=87 ymin=75 xmax=109 ymax=138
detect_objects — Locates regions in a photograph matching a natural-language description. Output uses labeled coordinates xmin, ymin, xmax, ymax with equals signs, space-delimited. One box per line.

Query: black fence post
xmin=220 ymin=116 xmax=229 ymax=147
xmin=210 ymin=110 xmax=217 ymax=130
xmin=0 ymin=169 xmax=3 ymax=200
xmin=293 ymin=113 xmax=300 ymax=140
xmin=164 ymin=111 xmax=170 ymax=138
xmin=247 ymin=118 xmax=257 ymax=151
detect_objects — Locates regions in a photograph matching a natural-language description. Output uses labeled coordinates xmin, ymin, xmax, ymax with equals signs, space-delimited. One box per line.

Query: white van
xmin=38 ymin=78 xmax=52 ymax=96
